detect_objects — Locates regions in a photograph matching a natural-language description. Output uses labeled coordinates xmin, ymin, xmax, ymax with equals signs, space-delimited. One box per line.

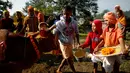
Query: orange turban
xmin=103 ymin=12 xmax=117 ymax=24
xmin=27 ymin=5 xmax=34 ymax=12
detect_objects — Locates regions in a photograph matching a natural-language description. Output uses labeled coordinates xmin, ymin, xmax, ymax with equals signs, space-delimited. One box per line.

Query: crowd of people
xmin=78 ymin=5 xmax=128 ymax=73
xmin=0 ymin=5 xmax=128 ymax=73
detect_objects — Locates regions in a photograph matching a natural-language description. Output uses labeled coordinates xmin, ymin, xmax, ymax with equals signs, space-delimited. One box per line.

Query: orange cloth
xmin=100 ymin=26 xmax=123 ymax=47
xmin=28 ymin=35 xmax=40 ymax=59
xmin=38 ymin=12 xmax=44 ymax=22
xmin=59 ymin=40 xmax=73 ymax=59
xmin=27 ymin=6 xmax=34 ymax=12
xmin=0 ymin=41 xmax=6 ymax=61
xmin=23 ymin=16 xmax=38 ymax=32
xmin=52 ymin=49 xmax=61 ymax=55
xmin=118 ymin=15 xmax=126 ymax=26
xmin=103 ymin=12 xmax=117 ymax=25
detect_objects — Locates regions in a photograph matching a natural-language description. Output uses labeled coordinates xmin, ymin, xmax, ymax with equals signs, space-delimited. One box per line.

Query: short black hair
xmin=63 ymin=5 xmax=72 ymax=11
xmin=16 ymin=11 xmax=22 ymax=15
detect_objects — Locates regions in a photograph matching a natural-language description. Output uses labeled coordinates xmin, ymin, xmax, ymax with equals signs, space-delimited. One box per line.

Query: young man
xmin=51 ymin=6 xmax=80 ymax=73
xmin=93 ymin=12 xmax=127 ymax=73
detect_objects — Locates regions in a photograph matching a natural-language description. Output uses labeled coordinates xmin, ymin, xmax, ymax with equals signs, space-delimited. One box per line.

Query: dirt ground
xmin=1 ymin=32 xmax=130 ymax=73
xmin=1 ymin=53 xmax=130 ymax=73
xmin=21 ymin=53 xmax=130 ymax=73
xmin=21 ymin=32 xmax=130 ymax=73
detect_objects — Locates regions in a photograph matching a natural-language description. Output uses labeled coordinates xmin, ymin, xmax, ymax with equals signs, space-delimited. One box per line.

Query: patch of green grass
xmin=79 ymin=33 xmax=87 ymax=39
xmin=79 ymin=33 xmax=88 ymax=37
xmin=79 ymin=33 xmax=88 ymax=44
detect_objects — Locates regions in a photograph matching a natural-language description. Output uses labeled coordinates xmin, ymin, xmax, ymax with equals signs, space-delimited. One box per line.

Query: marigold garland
xmin=28 ymin=35 xmax=40 ymax=59
xmin=101 ymin=47 xmax=115 ymax=55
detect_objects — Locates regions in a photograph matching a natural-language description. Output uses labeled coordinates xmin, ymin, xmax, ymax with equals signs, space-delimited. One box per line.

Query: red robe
xmin=80 ymin=32 xmax=101 ymax=53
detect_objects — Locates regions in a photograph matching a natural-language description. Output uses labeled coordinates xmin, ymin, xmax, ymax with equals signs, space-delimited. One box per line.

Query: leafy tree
xmin=124 ymin=10 xmax=130 ymax=31
xmin=124 ymin=10 xmax=130 ymax=17
xmin=54 ymin=0 xmax=98 ymax=33
xmin=54 ymin=0 xmax=98 ymax=17
xmin=24 ymin=0 xmax=98 ymax=16
xmin=95 ymin=9 xmax=109 ymax=19
xmin=23 ymin=0 xmax=55 ymax=15
xmin=0 ymin=0 xmax=12 ymax=18
xmin=23 ymin=0 xmax=98 ymax=33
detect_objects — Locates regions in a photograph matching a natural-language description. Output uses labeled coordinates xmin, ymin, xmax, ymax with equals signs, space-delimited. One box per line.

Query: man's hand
xmin=121 ymin=48 xmax=128 ymax=55
xmin=93 ymin=47 xmax=99 ymax=54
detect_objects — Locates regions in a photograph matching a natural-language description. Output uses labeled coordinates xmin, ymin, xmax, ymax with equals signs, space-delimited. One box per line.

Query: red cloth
xmin=29 ymin=35 xmax=40 ymax=59
xmin=39 ymin=30 xmax=48 ymax=37
xmin=38 ymin=12 xmax=44 ymax=22
xmin=80 ymin=19 xmax=102 ymax=53
xmin=0 ymin=41 xmax=6 ymax=61
xmin=1 ymin=18 xmax=15 ymax=32
xmin=80 ymin=32 xmax=101 ymax=53
xmin=93 ymin=19 xmax=102 ymax=35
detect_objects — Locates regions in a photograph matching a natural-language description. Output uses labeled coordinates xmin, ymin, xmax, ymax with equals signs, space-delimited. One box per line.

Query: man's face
xmin=104 ymin=19 xmax=110 ymax=25
xmin=4 ymin=12 xmax=10 ymax=18
xmin=92 ymin=23 xmax=96 ymax=32
xmin=63 ymin=9 xmax=72 ymax=19
xmin=116 ymin=12 xmax=121 ymax=18
xmin=28 ymin=9 xmax=34 ymax=16
xmin=16 ymin=13 xmax=22 ymax=18
xmin=40 ymin=23 xmax=47 ymax=30
xmin=104 ymin=18 xmax=114 ymax=26
xmin=115 ymin=7 xmax=120 ymax=12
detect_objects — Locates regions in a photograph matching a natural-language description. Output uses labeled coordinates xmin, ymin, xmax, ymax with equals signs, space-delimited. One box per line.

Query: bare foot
xmin=56 ymin=70 xmax=62 ymax=73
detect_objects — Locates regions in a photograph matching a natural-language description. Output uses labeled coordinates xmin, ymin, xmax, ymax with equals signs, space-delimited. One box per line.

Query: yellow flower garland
xmin=28 ymin=35 xmax=40 ymax=59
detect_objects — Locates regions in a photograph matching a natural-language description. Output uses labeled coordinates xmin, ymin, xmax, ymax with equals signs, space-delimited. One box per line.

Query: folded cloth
xmin=91 ymin=54 xmax=122 ymax=73
xmin=0 ymin=41 xmax=6 ymax=61
xmin=91 ymin=55 xmax=103 ymax=63
xmin=91 ymin=55 xmax=113 ymax=73
xmin=103 ymin=55 xmax=122 ymax=73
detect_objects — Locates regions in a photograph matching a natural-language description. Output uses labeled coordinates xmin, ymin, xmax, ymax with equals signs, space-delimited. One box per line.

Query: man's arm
xmin=119 ymin=38 xmax=128 ymax=54
xmin=48 ymin=24 xmax=56 ymax=31
xmin=19 ymin=17 xmax=27 ymax=34
xmin=94 ymin=40 xmax=104 ymax=53
xmin=74 ymin=21 xmax=80 ymax=45
xmin=75 ymin=33 xmax=80 ymax=45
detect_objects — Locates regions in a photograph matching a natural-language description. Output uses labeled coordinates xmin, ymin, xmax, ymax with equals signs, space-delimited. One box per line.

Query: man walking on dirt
xmin=51 ymin=5 xmax=80 ymax=73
